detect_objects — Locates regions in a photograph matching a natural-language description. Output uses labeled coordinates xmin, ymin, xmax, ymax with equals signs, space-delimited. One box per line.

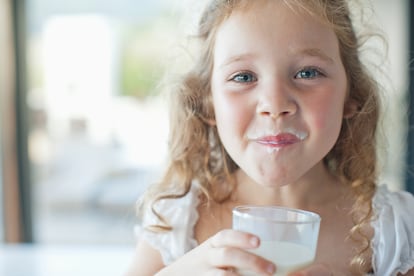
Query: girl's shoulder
xmin=371 ymin=185 xmax=414 ymax=275
xmin=135 ymin=183 xmax=202 ymax=265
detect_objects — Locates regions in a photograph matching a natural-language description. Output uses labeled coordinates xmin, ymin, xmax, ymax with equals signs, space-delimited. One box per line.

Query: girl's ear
xmin=204 ymin=118 xmax=216 ymax=126
xmin=343 ymin=99 xmax=358 ymax=119
xmin=199 ymin=114 xmax=216 ymax=126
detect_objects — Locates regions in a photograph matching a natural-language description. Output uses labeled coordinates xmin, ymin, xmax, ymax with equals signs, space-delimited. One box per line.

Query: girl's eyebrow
xmin=218 ymin=48 xmax=334 ymax=69
xmin=297 ymin=48 xmax=334 ymax=64
xmin=218 ymin=53 xmax=257 ymax=69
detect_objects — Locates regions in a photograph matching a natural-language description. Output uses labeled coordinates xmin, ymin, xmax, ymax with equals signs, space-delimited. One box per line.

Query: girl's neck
xmin=230 ymin=162 xmax=349 ymax=211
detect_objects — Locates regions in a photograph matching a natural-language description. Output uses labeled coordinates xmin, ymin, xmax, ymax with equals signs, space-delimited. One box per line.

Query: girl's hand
xmin=289 ymin=263 xmax=333 ymax=276
xmin=155 ymin=229 xmax=276 ymax=275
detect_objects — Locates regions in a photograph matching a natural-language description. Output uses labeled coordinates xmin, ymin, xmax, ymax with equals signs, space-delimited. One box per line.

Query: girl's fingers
xmin=205 ymin=268 xmax=239 ymax=276
xmin=209 ymin=229 xmax=260 ymax=249
xmin=205 ymin=229 xmax=276 ymax=275
xmin=289 ymin=263 xmax=333 ymax=276
xmin=209 ymin=246 xmax=276 ymax=275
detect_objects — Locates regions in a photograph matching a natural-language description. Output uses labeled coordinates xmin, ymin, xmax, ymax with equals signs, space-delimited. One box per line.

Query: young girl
xmin=126 ymin=0 xmax=414 ymax=275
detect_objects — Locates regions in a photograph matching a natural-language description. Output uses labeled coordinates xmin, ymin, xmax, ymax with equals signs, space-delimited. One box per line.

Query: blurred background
xmin=0 ymin=0 xmax=413 ymax=275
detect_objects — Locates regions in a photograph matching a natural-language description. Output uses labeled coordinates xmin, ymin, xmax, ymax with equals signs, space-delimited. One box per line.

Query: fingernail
xmin=250 ymin=237 xmax=259 ymax=247
xmin=267 ymin=263 xmax=276 ymax=274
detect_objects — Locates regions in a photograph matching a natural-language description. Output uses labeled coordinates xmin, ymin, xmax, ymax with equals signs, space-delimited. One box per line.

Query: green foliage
xmin=120 ymin=50 xmax=161 ymax=99
xmin=119 ymin=20 xmax=173 ymax=100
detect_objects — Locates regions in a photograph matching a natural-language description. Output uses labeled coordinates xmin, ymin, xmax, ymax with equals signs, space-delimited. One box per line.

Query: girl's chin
xmin=235 ymin=168 xmax=299 ymax=188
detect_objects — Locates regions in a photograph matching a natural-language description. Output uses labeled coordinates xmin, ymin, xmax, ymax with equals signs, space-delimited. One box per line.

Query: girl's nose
xmin=256 ymin=82 xmax=297 ymax=119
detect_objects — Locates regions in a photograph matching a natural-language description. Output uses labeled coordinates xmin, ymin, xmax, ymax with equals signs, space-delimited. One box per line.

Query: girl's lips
xmin=247 ymin=128 xmax=308 ymax=150
xmin=254 ymin=133 xmax=302 ymax=147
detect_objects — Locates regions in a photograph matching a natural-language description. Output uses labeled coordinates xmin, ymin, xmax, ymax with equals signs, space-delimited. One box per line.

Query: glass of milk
xmin=232 ymin=205 xmax=321 ymax=276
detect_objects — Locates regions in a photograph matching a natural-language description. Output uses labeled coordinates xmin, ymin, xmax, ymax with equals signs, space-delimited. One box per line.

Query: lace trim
xmin=135 ymin=183 xmax=201 ymax=264
xmin=371 ymin=185 xmax=414 ymax=275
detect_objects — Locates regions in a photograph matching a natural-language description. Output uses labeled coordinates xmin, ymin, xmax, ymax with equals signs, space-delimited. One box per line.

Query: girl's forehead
xmin=211 ymin=0 xmax=338 ymax=51
xmin=215 ymin=1 xmax=333 ymax=38
xmin=217 ymin=0 xmax=329 ymax=28
xmin=212 ymin=1 xmax=341 ymax=68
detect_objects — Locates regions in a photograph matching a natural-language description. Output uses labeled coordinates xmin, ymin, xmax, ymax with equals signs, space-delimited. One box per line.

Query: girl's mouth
xmin=247 ymin=128 xmax=308 ymax=150
xmin=255 ymin=133 xmax=302 ymax=147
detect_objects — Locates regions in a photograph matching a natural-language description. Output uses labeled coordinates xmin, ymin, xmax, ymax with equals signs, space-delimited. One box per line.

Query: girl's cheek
xmin=307 ymin=95 xmax=344 ymax=131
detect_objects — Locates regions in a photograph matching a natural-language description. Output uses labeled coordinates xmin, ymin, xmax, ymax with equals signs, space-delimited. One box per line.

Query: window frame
xmin=0 ymin=0 xmax=32 ymax=243
xmin=406 ymin=0 xmax=414 ymax=194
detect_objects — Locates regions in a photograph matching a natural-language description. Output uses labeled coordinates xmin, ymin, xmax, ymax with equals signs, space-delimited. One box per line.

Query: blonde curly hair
xmin=139 ymin=0 xmax=381 ymax=273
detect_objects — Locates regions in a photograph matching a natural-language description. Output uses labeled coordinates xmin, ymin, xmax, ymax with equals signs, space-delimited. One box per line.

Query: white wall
xmin=370 ymin=0 xmax=410 ymax=190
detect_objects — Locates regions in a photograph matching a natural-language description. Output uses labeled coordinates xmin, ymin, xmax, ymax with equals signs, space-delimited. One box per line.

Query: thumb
xmin=288 ymin=263 xmax=333 ymax=276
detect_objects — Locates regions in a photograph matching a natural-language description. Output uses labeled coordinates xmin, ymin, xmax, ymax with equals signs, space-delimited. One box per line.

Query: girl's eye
xmin=230 ymin=72 xmax=257 ymax=83
xmin=295 ymin=68 xmax=323 ymax=79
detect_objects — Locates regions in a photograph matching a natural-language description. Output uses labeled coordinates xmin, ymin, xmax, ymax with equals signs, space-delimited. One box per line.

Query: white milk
xmin=240 ymin=241 xmax=314 ymax=276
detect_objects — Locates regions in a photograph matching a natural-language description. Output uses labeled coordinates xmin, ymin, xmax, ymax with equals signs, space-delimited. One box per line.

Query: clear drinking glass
xmin=232 ymin=205 xmax=321 ymax=276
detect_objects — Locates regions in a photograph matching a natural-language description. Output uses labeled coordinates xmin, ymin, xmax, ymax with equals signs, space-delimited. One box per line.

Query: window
xmin=25 ymin=0 xmax=190 ymax=244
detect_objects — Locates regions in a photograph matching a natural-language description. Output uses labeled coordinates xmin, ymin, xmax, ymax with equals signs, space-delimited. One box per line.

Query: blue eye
xmin=231 ymin=72 xmax=257 ymax=83
xmin=295 ymin=68 xmax=322 ymax=79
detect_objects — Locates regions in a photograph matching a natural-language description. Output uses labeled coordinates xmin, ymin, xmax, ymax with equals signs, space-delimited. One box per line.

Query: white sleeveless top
xmin=135 ymin=185 xmax=414 ymax=276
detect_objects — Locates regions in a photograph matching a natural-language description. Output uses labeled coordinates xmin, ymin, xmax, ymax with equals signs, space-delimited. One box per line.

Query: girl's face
xmin=211 ymin=1 xmax=348 ymax=187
